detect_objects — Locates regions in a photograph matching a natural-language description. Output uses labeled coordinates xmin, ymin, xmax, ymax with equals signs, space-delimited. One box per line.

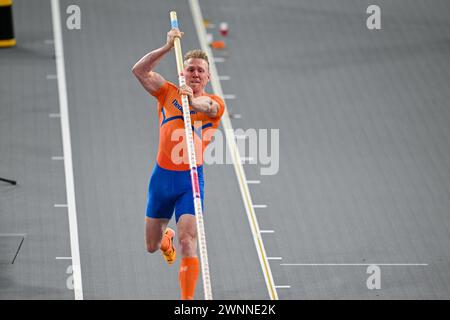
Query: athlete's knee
xmin=177 ymin=214 xmax=198 ymax=256
xmin=146 ymin=240 xmax=161 ymax=253
xmin=178 ymin=233 xmax=197 ymax=256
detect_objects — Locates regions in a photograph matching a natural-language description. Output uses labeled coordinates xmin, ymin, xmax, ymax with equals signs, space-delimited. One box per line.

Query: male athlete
xmin=132 ymin=28 xmax=224 ymax=300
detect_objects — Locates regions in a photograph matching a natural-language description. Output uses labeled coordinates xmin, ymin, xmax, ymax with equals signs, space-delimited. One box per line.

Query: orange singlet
xmin=151 ymin=81 xmax=225 ymax=171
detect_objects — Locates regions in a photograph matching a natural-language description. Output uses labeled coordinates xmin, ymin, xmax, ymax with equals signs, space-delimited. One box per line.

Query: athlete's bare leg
xmin=145 ymin=217 xmax=170 ymax=253
xmin=176 ymin=214 xmax=197 ymax=257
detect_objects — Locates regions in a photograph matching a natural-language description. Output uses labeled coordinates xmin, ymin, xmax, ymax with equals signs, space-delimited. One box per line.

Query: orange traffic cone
xmin=210 ymin=40 xmax=226 ymax=49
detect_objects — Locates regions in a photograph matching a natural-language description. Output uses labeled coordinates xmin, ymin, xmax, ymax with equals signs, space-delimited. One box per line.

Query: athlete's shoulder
xmin=152 ymin=81 xmax=179 ymax=103
xmin=165 ymin=81 xmax=178 ymax=91
xmin=158 ymin=80 xmax=179 ymax=95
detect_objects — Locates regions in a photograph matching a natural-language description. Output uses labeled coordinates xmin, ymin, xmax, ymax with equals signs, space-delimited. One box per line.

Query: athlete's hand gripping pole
xmin=169 ymin=11 xmax=213 ymax=301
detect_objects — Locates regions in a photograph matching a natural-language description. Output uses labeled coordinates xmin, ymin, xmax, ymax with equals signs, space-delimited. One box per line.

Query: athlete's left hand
xmin=178 ymin=84 xmax=194 ymax=103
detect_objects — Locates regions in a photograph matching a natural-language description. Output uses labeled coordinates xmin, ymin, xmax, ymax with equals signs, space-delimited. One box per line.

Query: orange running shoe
xmin=161 ymin=228 xmax=176 ymax=265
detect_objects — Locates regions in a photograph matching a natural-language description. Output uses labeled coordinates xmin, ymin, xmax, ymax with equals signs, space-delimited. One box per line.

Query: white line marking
xmin=240 ymin=157 xmax=255 ymax=163
xmin=223 ymin=94 xmax=236 ymax=100
xmin=246 ymin=180 xmax=261 ymax=184
xmin=275 ymin=286 xmax=291 ymax=289
xmin=190 ymin=0 xmax=278 ymax=300
xmin=0 ymin=233 xmax=26 ymax=237
xmin=213 ymin=57 xmax=226 ymax=63
xmin=235 ymin=135 xmax=247 ymax=139
xmin=281 ymin=263 xmax=429 ymax=266
xmin=52 ymin=156 xmax=64 ymax=160
xmin=54 ymin=204 xmax=68 ymax=208
xmin=51 ymin=0 xmax=83 ymax=300
xmin=46 ymin=74 xmax=57 ymax=80
xmin=49 ymin=113 xmax=61 ymax=118
xmin=268 ymin=257 xmax=282 ymax=260
xmin=260 ymin=230 xmax=275 ymax=234
xmin=55 ymin=257 xmax=72 ymax=260
xmin=218 ymin=75 xmax=230 ymax=80
xmin=230 ymin=114 xmax=242 ymax=119
xmin=253 ymin=204 xmax=267 ymax=208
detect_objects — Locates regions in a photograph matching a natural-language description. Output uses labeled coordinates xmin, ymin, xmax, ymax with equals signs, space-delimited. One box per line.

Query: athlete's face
xmin=183 ymin=58 xmax=210 ymax=95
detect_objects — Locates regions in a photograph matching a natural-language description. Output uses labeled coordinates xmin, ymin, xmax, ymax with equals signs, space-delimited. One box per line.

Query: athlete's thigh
xmin=176 ymin=214 xmax=197 ymax=240
xmin=174 ymin=171 xmax=204 ymax=223
xmin=145 ymin=164 xmax=176 ymax=246
xmin=146 ymin=164 xmax=176 ymax=220
xmin=145 ymin=217 xmax=170 ymax=246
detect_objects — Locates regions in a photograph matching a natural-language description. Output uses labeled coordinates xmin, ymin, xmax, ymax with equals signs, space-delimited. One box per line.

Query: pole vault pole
xmin=169 ymin=11 xmax=213 ymax=300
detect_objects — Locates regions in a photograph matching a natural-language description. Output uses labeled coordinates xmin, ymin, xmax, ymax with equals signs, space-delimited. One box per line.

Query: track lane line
xmin=50 ymin=0 xmax=83 ymax=300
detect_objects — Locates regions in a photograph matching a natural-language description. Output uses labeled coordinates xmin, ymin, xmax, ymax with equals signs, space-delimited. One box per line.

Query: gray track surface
xmin=1 ymin=0 xmax=450 ymax=299
xmin=0 ymin=0 xmax=73 ymax=299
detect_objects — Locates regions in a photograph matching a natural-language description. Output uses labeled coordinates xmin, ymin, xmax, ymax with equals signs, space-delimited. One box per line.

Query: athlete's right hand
xmin=166 ymin=28 xmax=184 ymax=48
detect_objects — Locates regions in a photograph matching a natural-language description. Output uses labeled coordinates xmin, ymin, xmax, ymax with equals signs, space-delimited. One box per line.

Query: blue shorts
xmin=146 ymin=164 xmax=204 ymax=223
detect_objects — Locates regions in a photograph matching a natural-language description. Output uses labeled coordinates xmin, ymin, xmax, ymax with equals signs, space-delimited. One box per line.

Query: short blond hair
xmin=184 ymin=49 xmax=209 ymax=68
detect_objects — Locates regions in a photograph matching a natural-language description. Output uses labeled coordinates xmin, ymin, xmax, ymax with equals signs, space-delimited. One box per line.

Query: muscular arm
xmin=191 ymin=96 xmax=219 ymax=118
xmin=178 ymin=85 xmax=219 ymax=118
xmin=131 ymin=29 xmax=183 ymax=95
xmin=131 ymin=45 xmax=170 ymax=95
